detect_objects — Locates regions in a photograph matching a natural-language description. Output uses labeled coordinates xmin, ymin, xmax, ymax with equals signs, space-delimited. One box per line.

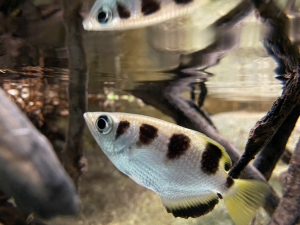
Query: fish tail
xmin=223 ymin=179 xmax=270 ymax=225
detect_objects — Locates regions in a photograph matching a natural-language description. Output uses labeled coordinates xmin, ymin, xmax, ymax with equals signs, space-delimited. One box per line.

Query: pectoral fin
xmin=161 ymin=193 xmax=220 ymax=218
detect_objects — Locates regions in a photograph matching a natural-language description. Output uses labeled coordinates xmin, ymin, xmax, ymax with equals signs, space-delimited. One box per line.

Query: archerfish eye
xmin=96 ymin=115 xmax=113 ymax=134
xmin=97 ymin=7 xmax=112 ymax=24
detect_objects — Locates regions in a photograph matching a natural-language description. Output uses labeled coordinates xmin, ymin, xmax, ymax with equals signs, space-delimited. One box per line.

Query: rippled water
xmin=1 ymin=0 xmax=299 ymax=224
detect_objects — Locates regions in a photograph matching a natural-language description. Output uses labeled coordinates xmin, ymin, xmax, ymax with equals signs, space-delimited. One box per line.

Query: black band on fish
xmin=167 ymin=198 xmax=219 ymax=218
xmin=117 ymin=3 xmax=131 ymax=19
xmin=224 ymin=162 xmax=231 ymax=171
xmin=139 ymin=123 xmax=158 ymax=145
xmin=217 ymin=193 xmax=223 ymax=199
xmin=174 ymin=0 xmax=193 ymax=4
xmin=141 ymin=0 xmax=161 ymax=15
xmin=167 ymin=133 xmax=190 ymax=159
xmin=201 ymin=143 xmax=222 ymax=174
xmin=225 ymin=176 xmax=234 ymax=188
xmin=116 ymin=120 xmax=130 ymax=139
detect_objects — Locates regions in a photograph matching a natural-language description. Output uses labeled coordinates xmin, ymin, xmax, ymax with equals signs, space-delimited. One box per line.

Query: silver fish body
xmin=84 ymin=112 xmax=270 ymax=224
xmin=83 ymin=0 xmax=210 ymax=31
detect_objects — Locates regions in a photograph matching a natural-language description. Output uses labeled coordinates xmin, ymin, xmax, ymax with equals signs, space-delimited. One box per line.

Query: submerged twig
xmin=229 ymin=0 xmax=300 ymax=179
xmin=269 ymin=138 xmax=300 ymax=225
xmin=61 ymin=0 xmax=88 ymax=186
xmin=254 ymin=105 xmax=300 ymax=179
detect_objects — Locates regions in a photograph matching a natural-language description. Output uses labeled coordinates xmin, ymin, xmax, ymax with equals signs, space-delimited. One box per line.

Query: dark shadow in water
xmin=0 ymin=0 xmax=65 ymax=68
xmin=176 ymin=0 xmax=253 ymax=73
xmin=132 ymin=73 xmax=214 ymax=128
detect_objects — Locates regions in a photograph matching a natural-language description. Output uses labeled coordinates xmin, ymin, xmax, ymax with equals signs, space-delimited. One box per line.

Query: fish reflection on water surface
xmin=84 ymin=112 xmax=270 ymax=225
xmin=83 ymin=0 xmax=211 ymax=31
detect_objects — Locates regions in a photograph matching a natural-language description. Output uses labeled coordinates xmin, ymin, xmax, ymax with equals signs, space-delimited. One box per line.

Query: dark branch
xmin=254 ymin=105 xmax=300 ymax=179
xmin=269 ymin=138 xmax=300 ymax=225
xmin=229 ymin=0 xmax=300 ymax=179
xmin=61 ymin=0 xmax=88 ymax=186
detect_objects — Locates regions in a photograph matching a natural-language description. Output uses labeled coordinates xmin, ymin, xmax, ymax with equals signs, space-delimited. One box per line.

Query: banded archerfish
xmin=84 ymin=112 xmax=270 ymax=225
xmin=83 ymin=0 xmax=211 ymax=31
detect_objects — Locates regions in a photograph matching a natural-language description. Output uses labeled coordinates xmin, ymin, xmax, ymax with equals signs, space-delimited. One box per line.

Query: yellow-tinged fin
xmin=161 ymin=193 xmax=220 ymax=218
xmin=224 ymin=179 xmax=270 ymax=225
xmin=199 ymin=132 xmax=232 ymax=171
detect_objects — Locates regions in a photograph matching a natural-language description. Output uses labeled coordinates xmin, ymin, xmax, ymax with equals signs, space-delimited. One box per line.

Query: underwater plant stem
xmin=269 ymin=139 xmax=300 ymax=225
xmin=62 ymin=0 xmax=88 ymax=186
xmin=229 ymin=0 xmax=300 ymax=179
xmin=254 ymin=105 xmax=300 ymax=180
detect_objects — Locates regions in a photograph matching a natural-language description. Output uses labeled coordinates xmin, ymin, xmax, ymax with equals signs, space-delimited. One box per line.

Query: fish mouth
xmin=83 ymin=112 xmax=91 ymax=124
xmin=82 ymin=16 xmax=105 ymax=31
xmin=82 ymin=18 xmax=114 ymax=31
xmin=82 ymin=17 xmax=95 ymax=31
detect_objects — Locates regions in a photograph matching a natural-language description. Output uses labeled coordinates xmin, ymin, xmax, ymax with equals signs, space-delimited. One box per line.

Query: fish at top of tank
xmin=83 ymin=0 xmax=212 ymax=31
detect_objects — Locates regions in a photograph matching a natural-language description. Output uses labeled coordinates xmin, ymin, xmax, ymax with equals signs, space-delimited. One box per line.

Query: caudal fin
xmin=224 ymin=179 xmax=270 ymax=225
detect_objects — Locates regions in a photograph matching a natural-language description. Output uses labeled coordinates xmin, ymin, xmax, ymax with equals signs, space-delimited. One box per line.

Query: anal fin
xmin=162 ymin=193 xmax=220 ymax=218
